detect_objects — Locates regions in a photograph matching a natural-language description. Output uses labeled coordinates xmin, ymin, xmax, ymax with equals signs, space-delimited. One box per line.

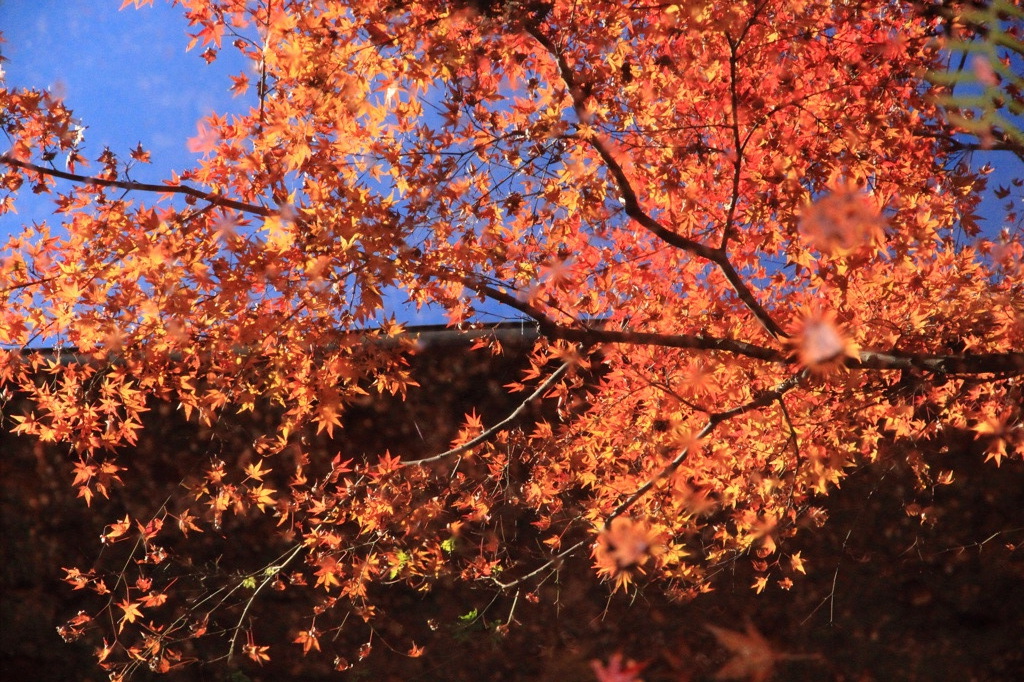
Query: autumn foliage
xmin=1 ymin=0 xmax=1022 ymax=678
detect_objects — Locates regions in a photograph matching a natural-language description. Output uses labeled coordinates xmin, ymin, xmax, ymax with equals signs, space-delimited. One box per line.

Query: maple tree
xmin=1 ymin=0 xmax=1022 ymax=678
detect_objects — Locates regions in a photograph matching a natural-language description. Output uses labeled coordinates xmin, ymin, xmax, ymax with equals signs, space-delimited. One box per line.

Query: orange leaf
xmin=186 ymin=121 xmax=219 ymax=154
xmin=294 ymin=628 xmax=321 ymax=655
xmin=590 ymin=652 xmax=646 ymax=682
xmin=706 ymin=622 xmax=778 ymax=682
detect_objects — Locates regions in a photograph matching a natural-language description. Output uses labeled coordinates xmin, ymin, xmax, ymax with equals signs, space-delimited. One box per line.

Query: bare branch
xmin=226 ymin=540 xmax=307 ymax=663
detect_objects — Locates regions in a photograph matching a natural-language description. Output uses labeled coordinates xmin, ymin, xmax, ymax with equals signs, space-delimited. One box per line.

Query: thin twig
xmin=226 ymin=539 xmax=308 ymax=663
xmin=492 ymin=539 xmax=589 ymax=590
xmin=402 ymin=361 xmax=570 ymax=466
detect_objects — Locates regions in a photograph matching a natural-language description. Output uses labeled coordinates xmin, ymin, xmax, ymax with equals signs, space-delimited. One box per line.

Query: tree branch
xmin=523 ymin=28 xmax=787 ymax=340
xmin=461 ymin=274 xmax=1024 ymax=376
xmin=226 ymin=539 xmax=307 ymax=663
xmin=462 ymin=276 xmax=786 ymax=362
xmin=491 ymin=538 xmax=590 ymax=590
xmin=720 ymin=36 xmax=745 ymax=250
xmin=854 ymin=349 xmax=1024 ymax=376
xmin=1 ymin=154 xmax=274 ymax=217
xmin=401 ymin=361 xmax=571 ymax=467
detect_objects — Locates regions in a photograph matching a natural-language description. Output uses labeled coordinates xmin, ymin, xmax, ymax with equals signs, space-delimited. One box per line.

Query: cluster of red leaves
xmin=1 ymin=0 xmax=1022 ymax=677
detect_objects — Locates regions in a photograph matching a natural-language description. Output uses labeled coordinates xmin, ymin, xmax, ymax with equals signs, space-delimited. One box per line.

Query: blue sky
xmin=0 ymin=0 xmax=251 ymax=171
xmin=0 ymin=0 xmax=254 ymax=225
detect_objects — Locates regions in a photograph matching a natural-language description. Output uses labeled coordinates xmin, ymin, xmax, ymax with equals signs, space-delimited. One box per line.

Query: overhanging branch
xmin=462 ymin=276 xmax=785 ymax=362
xmin=854 ymin=349 xmax=1024 ymax=375
xmin=1 ymin=154 xmax=274 ymax=217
